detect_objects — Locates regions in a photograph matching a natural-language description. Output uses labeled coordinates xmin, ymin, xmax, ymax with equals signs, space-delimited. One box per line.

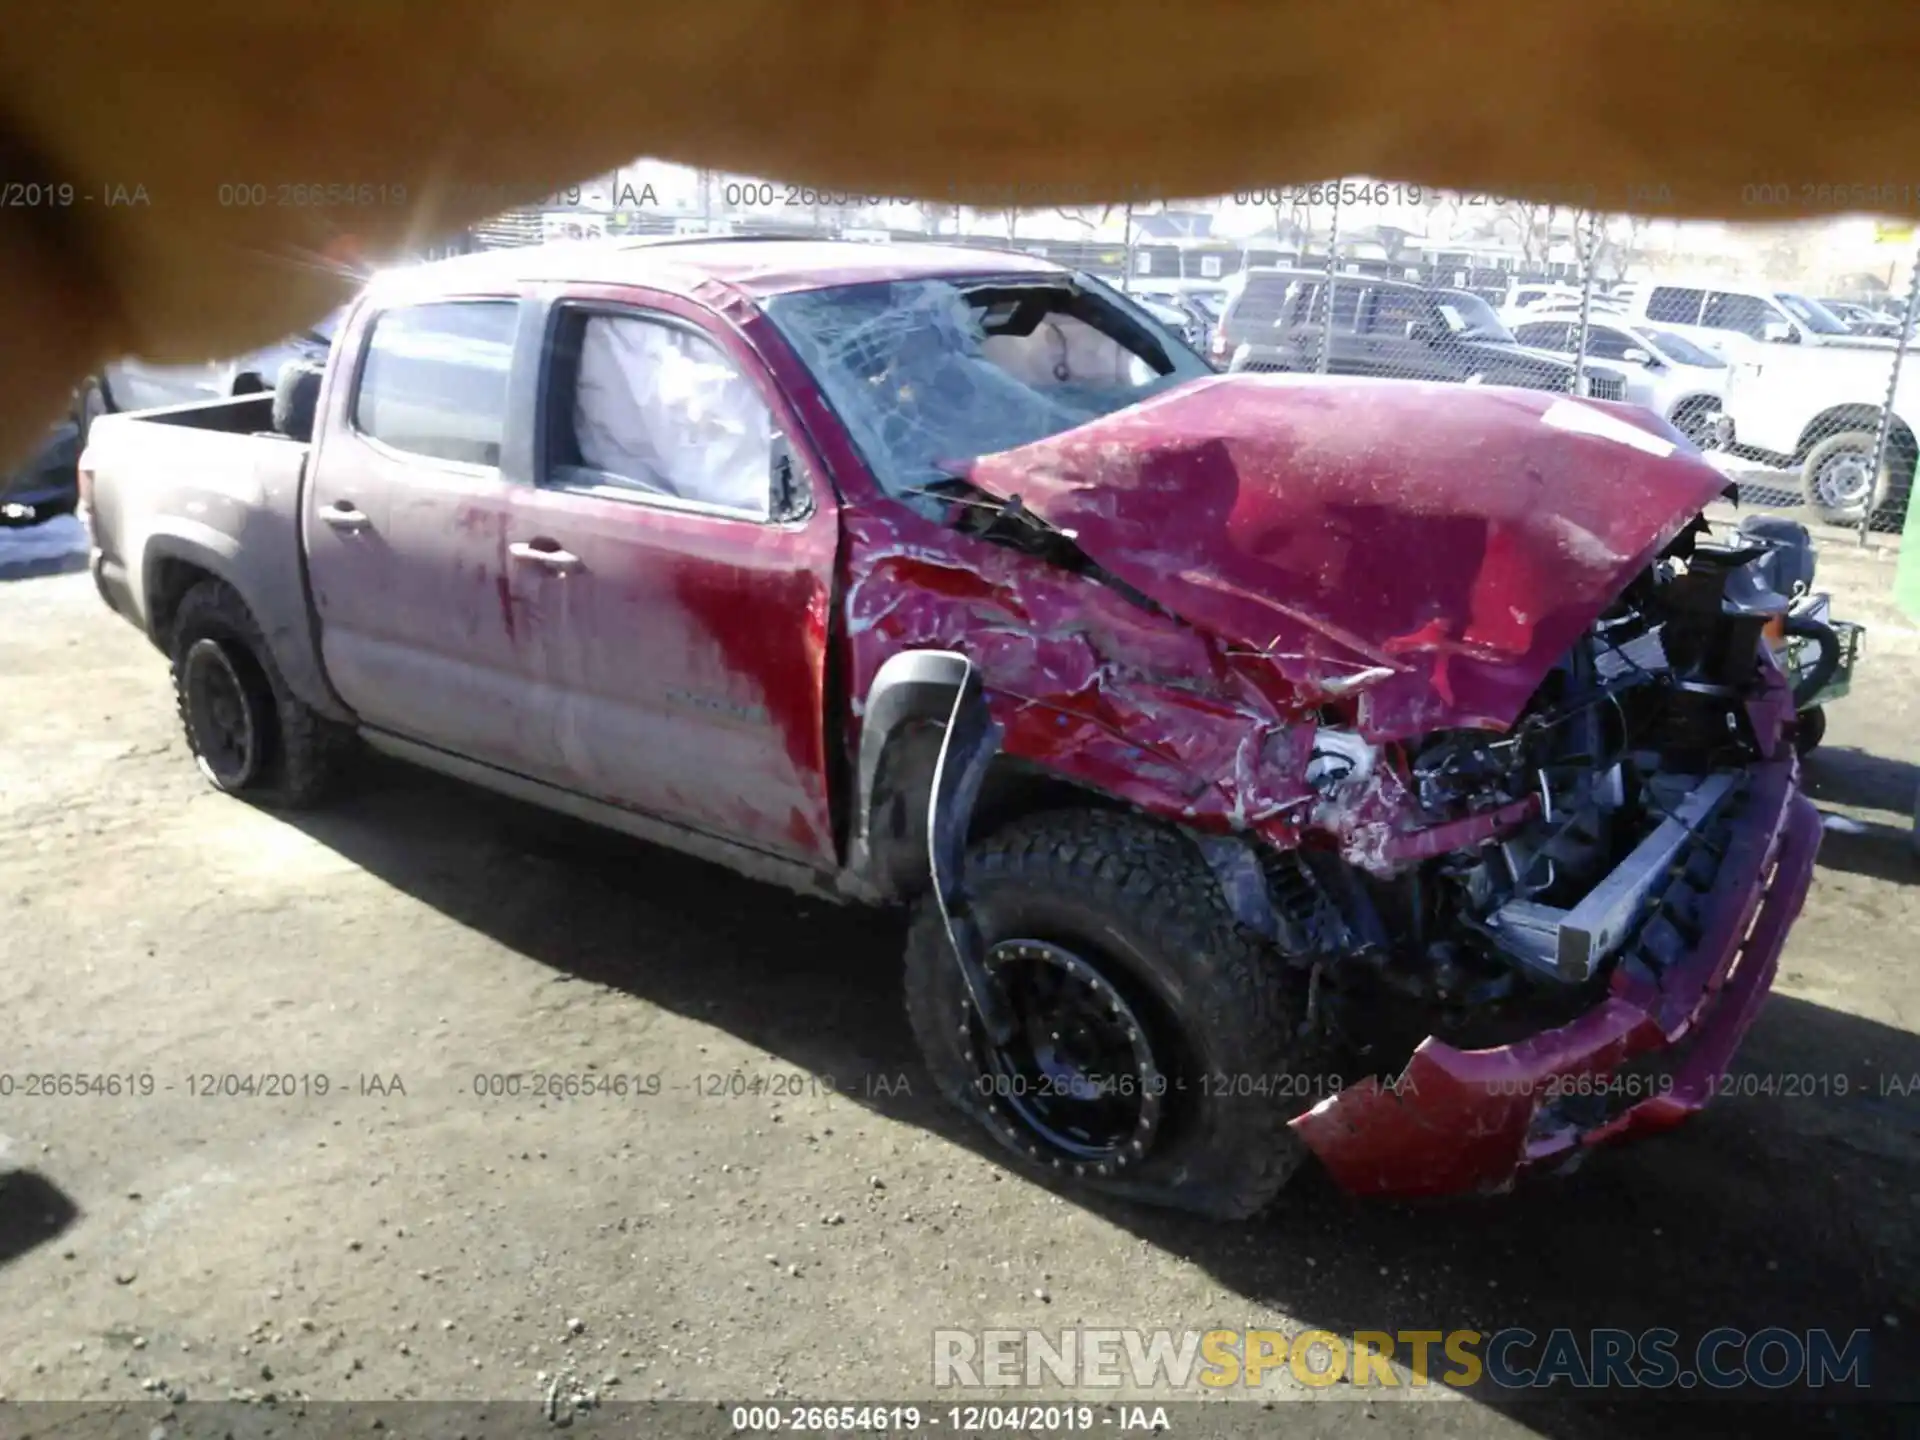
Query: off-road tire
xmin=904 ymin=809 xmax=1316 ymax=1220
xmin=169 ymin=579 xmax=351 ymax=808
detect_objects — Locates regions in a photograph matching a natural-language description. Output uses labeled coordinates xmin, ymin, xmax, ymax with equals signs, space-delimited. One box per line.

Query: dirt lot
xmin=1 ymin=511 xmax=1916 ymax=1438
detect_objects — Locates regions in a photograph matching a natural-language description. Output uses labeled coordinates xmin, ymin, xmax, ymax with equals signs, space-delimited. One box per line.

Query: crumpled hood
xmin=963 ymin=373 xmax=1728 ymax=741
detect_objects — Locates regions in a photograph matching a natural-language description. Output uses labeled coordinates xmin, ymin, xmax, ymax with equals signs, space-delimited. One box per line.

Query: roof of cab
xmin=365 ymin=237 xmax=1070 ymax=306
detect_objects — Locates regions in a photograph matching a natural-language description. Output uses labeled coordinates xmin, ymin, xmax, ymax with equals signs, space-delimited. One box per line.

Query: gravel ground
xmin=0 ymin=509 xmax=1916 ymax=1438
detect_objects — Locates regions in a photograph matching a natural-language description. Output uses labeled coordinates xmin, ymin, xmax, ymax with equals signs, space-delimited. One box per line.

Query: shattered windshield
xmin=764 ymin=276 xmax=1213 ymax=504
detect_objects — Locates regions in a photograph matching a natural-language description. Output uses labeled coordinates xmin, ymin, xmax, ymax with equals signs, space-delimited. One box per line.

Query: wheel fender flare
xmin=140 ymin=527 xmax=352 ymax=723
xmin=850 ymin=650 xmax=1013 ymax=1041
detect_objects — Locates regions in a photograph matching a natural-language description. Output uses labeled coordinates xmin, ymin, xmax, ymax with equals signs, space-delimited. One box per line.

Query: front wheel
xmin=1670 ymin=397 xmax=1722 ymax=449
xmin=903 ymin=810 xmax=1317 ymax=1220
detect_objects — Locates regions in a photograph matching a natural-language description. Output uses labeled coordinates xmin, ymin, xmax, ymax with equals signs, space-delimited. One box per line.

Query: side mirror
xmin=1762 ymin=320 xmax=1795 ymax=344
xmin=1405 ymin=320 xmax=1437 ymax=343
xmin=1621 ymin=347 xmax=1654 ymax=366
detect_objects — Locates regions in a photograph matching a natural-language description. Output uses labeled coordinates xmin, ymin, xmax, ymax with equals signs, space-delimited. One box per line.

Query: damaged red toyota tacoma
xmin=79 ymin=239 xmax=1821 ymax=1217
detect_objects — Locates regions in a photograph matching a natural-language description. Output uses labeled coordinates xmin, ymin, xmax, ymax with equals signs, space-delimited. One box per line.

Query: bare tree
xmin=1496 ymin=199 xmax=1553 ymax=268
xmin=1596 ymin=214 xmax=1652 ymax=283
xmin=1419 ymin=188 xmax=1463 ymax=242
xmin=1757 ymin=225 xmax=1814 ymax=285
xmin=1054 ymin=204 xmax=1113 ymax=236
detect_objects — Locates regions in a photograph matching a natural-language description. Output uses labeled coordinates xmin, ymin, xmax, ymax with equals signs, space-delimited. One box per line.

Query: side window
xmin=1361 ymin=288 xmax=1429 ymax=336
xmin=1303 ymin=282 xmax=1362 ymax=331
xmin=1584 ymin=326 xmax=1636 ymax=360
xmin=553 ymin=311 xmax=774 ymax=519
xmin=1644 ymin=287 xmax=1705 ymax=325
xmin=1701 ymin=292 xmax=1777 ymax=339
xmin=1513 ymin=322 xmax=1571 ymax=351
xmin=353 ymin=301 xmax=518 ymax=466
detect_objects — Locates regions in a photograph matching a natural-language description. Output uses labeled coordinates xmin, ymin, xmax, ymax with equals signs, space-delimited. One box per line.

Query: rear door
xmin=304 ymin=294 xmax=575 ymax=782
xmin=508 ymin=289 xmax=842 ymax=864
xmin=1270 ymin=278 xmax=1365 ymax=373
xmin=1354 ymin=286 xmax=1452 ymax=380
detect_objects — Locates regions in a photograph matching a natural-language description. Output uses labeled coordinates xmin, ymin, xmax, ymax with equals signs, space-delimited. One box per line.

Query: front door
xmin=506 ymin=292 xmax=842 ymax=865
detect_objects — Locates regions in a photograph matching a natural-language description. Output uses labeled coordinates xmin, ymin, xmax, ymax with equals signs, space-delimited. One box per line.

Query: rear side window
xmin=1286 ymin=281 xmax=1361 ymax=331
xmin=1700 ymin=292 xmax=1777 ymax=339
xmin=1225 ymin=274 xmax=1298 ymax=333
xmin=1644 ymin=287 xmax=1705 ymax=325
xmin=353 ymin=301 xmax=518 ymax=466
xmin=1513 ymin=321 xmax=1572 ymax=350
xmin=1359 ymin=288 xmax=1428 ymax=335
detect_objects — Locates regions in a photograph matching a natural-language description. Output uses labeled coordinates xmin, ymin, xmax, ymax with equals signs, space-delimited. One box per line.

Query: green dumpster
xmin=1899 ymin=453 xmax=1920 ymax=622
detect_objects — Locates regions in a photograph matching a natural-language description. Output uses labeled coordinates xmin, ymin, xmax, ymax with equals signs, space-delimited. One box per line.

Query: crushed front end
xmin=1286 ymin=519 xmax=1821 ymax=1195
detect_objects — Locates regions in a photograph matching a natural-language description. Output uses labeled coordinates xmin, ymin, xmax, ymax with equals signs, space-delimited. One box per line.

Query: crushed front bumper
xmin=1290 ymin=743 xmax=1820 ymax=1198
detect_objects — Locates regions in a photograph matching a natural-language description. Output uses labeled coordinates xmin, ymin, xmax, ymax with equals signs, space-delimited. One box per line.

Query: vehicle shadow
xmin=0 ymin=1169 xmax=81 ymax=1269
xmin=1802 ymin=746 xmax=1919 ymax=884
xmin=282 ymin=756 xmax=1920 ymax=1435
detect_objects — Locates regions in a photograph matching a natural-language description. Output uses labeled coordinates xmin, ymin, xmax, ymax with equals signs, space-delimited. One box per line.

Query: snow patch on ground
xmin=0 ymin=514 xmax=87 ymax=578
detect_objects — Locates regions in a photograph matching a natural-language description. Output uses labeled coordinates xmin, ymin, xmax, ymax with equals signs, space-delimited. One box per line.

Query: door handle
xmin=509 ymin=540 xmax=582 ymax=574
xmin=320 ymin=500 xmax=368 ymax=530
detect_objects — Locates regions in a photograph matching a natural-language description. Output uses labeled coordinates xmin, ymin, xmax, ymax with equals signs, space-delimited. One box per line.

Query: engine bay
xmin=1300 ymin=518 xmax=1801 ymax=1066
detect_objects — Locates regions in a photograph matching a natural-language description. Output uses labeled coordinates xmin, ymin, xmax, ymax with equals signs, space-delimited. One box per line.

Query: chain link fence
xmin=468 ymin=179 xmax=1920 ymax=536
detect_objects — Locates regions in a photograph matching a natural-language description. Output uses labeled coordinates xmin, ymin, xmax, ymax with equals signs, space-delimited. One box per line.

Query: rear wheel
xmin=169 ymin=580 xmax=351 ymax=808
xmin=1799 ymin=429 xmax=1911 ymax=526
xmin=904 ymin=810 xmax=1317 ymax=1219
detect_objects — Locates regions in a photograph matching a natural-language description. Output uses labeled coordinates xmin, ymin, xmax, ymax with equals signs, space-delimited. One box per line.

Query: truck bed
xmin=82 ymin=391 xmax=342 ymax=720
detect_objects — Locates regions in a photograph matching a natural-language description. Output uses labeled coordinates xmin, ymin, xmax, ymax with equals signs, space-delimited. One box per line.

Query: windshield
xmin=1774 ymin=293 xmax=1853 ymax=336
xmin=1433 ymin=291 xmax=1514 ymax=343
xmin=1639 ymin=326 xmax=1726 ymax=368
xmin=764 ymin=276 xmax=1213 ymax=502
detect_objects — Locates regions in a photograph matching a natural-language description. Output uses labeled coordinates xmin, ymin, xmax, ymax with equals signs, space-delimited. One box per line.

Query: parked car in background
xmin=1503 ymin=281 xmax=1596 ymax=315
xmin=1508 ymin=315 xmax=1729 ymax=445
xmin=75 ymin=309 xmax=345 ymax=446
xmin=78 ymin=236 xmax=1817 ymax=1213
xmin=1819 ymin=299 xmax=1906 ymax=340
xmin=0 ymin=419 xmax=82 ymax=526
xmin=1609 ymin=281 xmax=1886 ymax=361
xmin=1130 ymin=292 xmax=1210 ymax=349
xmin=1133 ymin=284 xmax=1228 ymax=351
xmin=1214 ymin=269 xmax=1634 ymax=400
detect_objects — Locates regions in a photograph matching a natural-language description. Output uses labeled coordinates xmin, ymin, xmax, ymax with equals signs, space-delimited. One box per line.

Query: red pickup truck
xmin=79 ymin=238 xmax=1820 ymax=1216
